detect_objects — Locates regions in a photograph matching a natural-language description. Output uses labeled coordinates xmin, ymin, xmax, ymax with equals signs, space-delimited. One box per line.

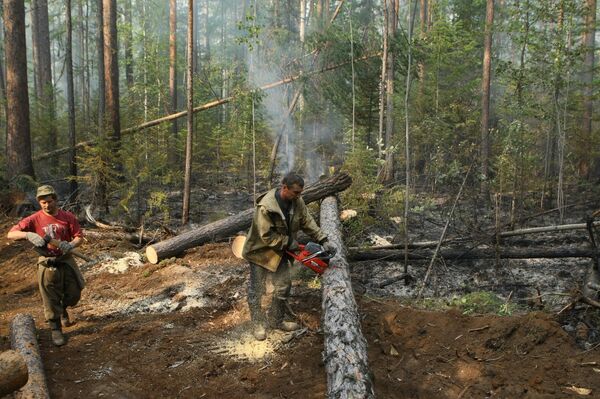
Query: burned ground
xmin=2 ymin=195 xmax=600 ymax=398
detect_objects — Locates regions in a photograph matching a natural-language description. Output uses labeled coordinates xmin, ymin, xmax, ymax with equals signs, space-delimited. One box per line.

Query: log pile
xmin=146 ymin=173 xmax=352 ymax=264
xmin=10 ymin=314 xmax=50 ymax=399
xmin=320 ymin=196 xmax=375 ymax=398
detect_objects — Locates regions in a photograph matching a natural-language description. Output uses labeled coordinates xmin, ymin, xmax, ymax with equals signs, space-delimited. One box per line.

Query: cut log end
xmin=0 ymin=350 xmax=28 ymax=397
xmin=146 ymin=246 xmax=158 ymax=264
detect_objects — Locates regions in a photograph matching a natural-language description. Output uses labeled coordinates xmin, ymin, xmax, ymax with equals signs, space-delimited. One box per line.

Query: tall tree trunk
xmin=77 ymin=0 xmax=86 ymax=121
xmin=182 ymin=0 xmax=194 ymax=225
xmin=202 ymin=0 xmax=210 ymax=62
xmin=123 ymin=0 xmax=134 ymax=88
xmin=300 ymin=0 xmax=306 ymax=43
xmin=377 ymin=0 xmax=389 ymax=163
xmin=168 ymin=0 xmax=178 ymax=168
xmin=417 ymin=0 xmax=427 ymax=108
xmin=66 ymin=0 xmax=78 ymax=198
xmin=4 ymin=0 xmax=35 ymax=180
xmin=103 ymin=0 xmax=120 ymax=158
xmin=480 ymin=0 xmax=494 ymax=194
xmin=30 ymin=0 xmax=40 ymax=104
xmin=382 ymin=0 xmax=397 ymax=183
xmin=582 ymin=0 xmax=596 ymax=179
xmin=32 ymin=0 xmax=57 ymax=169
xmin=96 ymin=0 xmax=105 ymax=135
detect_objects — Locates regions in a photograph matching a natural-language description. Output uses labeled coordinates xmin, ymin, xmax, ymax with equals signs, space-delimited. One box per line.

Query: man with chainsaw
xmin=7 ymin=185 xmax=84 ymax=346
xmin=242 ymin=172 xmax=336 ymax=341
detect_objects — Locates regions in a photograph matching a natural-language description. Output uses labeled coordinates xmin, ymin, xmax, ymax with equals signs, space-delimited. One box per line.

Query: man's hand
xmin=58 ymin=241 xmax=74 ymax=254
xmin=323 ymin=241 xmax=337 ymax=256
xmin=287 ymin=238 xmax=300 ymax=252
xmin=25 ymin=232 xmax=46 ymax=247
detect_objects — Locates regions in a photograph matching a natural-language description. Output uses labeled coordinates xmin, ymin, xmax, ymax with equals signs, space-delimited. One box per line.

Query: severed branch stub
xmin=10 ymin=313 xmax=50 ymax=399
xmin=146 ymin=173 xmax=352 ymax=264
xmin=320 ymin=196 xmax=375 ymax=398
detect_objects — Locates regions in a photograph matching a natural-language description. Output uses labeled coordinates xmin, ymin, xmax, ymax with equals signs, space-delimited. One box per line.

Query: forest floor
xmin=2 ymin=190 xmax=600 ymax=398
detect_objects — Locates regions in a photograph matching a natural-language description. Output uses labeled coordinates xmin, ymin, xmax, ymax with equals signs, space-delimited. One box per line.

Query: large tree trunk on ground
xmin=349 ymin=246 xmax=600 ymax=262
xmin=320 ymin=196 xmax=375 ymax=398
xmin=10 ymin=314 xmax=49 ymax=399
xmin=146 ymin=173 xmax=353 ymax=263
xmin=0 ymin=350 xmax=28 ymax=397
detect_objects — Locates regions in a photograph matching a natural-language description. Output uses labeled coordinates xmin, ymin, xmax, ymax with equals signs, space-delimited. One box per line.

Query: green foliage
xmin=417 ymin=291 xmax=518 ymax=316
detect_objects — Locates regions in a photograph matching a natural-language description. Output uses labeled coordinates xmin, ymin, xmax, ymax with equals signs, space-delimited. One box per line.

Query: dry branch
xmin=10 ymin=314 xmax=50 ymax=399
xmin=320 ymin=196 xmax=374 ymax=398
xmin=146 ymin=173 xmax=352 ymax=264
xmin=349 ymin=246 xmax=600 ymax=262
xmin=35 ymin=55 xmax=378 ymax=162
xmin=0 ymin=350 xmax=28 ymax=397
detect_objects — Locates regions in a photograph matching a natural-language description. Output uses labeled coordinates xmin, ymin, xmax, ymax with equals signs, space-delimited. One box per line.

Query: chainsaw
xmin=287 ymin=242 xmax=333 ymax=274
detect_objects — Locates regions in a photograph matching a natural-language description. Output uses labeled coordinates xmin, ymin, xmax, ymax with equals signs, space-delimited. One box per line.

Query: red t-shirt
xmin=10 ymin=210 xmax=83 ymax=256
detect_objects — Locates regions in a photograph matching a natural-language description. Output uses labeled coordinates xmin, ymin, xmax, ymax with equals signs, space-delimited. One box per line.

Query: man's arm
xmin=7 ymin=230 xmax=28 ymax=240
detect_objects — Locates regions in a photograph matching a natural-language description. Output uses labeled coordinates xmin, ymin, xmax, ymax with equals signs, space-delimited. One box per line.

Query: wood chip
xmin=565 ymin=385 xmax=592 ymax=395
xmin=390 ymin=345 xmax=399 ymax=356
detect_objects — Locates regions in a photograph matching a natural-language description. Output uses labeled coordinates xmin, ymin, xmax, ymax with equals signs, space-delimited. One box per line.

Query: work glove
xmin=322 ymin=241 xmax=337 ymax=256
xmin=287 ymin=238 xmax=300 ymax=252
xmin=25 ymin=232 xmax=46 ymax=247
xmin=58 ymin=241 xmax=74 ymax=254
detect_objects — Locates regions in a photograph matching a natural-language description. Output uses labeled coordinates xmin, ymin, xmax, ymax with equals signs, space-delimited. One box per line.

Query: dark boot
xmin=49 ymin=320 xmax=66 ymax=346
xmin=61 ymin=308 xmax=74 ymax=327
xmin=269 ymin=298 xmax=300 ymax=332
xmin=249 ymin=303 xmax=267 ymax=341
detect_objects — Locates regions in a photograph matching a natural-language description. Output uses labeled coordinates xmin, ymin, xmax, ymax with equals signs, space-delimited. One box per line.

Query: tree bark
xmin=96 ymin=0 xmax=105 ymax=136
xmin=103 ymin=0 xmax=120 ymax=145
xmin=123 ymin=0 xmax=134 ymax=88
xmin=581 ymin=0 xmax=596 ymax=179
xmin=0 ymin=350 xmax=28 ymax=397
xmin=182 ymin=0 xmax=194 ymax=226
xmin=480 ymin=0 xmax=494 ymax=192
xmin=10 ymin=314 xmax=49 ymax=399
xmin=349 ymin=246 xmax=600 ymax=262
xmin=168 ymin=0 xmax=178 ymax=167
xmin=66 ymin=0 xmax=78 ymax=198
xmin=146 ymin=173 xmax=353 ymax=263
xmin=382 ymin=0 xmax=397 ymax=183
xmin=320 ymin=196 xmax=375 ymax=398
xmin=4 ymin=0 xmax=35 ymax=181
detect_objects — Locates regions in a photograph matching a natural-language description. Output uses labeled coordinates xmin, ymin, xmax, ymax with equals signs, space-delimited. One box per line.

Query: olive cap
xmin=36 ymin=185 xmax=57 ymax=199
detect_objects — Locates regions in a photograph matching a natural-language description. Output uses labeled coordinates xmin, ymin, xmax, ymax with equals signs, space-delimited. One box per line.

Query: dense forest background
xmin=0 ymin=0 xmax=598 ymax=231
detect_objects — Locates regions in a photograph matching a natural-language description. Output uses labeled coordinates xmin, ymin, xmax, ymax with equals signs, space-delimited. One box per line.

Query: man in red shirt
xmin=7 ymin=185 xmax=85 ymax=346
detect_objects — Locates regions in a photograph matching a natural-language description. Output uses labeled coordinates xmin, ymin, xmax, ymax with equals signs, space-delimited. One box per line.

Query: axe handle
xmin=47 ymin=238 xmax=95 ymax=263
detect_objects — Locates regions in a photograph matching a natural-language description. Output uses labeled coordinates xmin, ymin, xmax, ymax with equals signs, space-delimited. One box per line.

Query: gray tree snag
xmin=168 ymin=0 xmax=178 ymax=168
xmin=146 ymin=173 xmax=352 ymax=264
xmin=4 ymin=0 xmax=35 ymax=181
xmin=10 ymin=314 xmax=49 ymax=399
xmin=66 ymin=0 xmax=78 ymax=198
xmin=320 ymin=196 xmax=375 ymax=398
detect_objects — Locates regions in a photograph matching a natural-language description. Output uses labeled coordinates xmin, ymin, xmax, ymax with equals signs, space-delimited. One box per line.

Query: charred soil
xmin=2 ymin=212 xmax=600 ymax=398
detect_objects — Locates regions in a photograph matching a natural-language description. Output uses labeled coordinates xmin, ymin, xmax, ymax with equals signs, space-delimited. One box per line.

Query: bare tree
xmin=31 ymin=0 xmax=57 ymax=168
xmin=382 ymin=0 xmax=398 ymax=183
xmin=103 ymin=0 xmax=120 ymax=146
xmin=96 ymin=0 xmax=105 ymax=135
xmin=123 ymin=0 xmax=134 ymax=88
xmin=182 ymin=0 xmax=194 ymax=225
xmin=581 ymin=0 xmax=596 ymax=179
xmin=4 ymin=0 xmax=35 ymax=180
xmin=168 ymin=0 xmax=178 ymax=167
xmin=66 ymin=0 xmax=78 ymax=197
xmin=480 ymin=0 xmax=494 ymax=193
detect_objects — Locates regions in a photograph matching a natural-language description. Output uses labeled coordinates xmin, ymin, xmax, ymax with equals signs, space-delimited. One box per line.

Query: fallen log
xmin=146 ymin=173 xmax=353 ymax=264
xmin=320 ymin=196 xmax=375 ymax=398
xmin=0 ymin=350 xmax=28 ymax=397
xmin=349 ymin=246 xmax=600 ymax=262
xmin=10 ymin=314 xmax=50 ymax=399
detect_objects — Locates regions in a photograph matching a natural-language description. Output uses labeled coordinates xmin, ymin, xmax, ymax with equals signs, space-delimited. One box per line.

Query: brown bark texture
xmin=103 ymin=0 xmax=120 ymax=142
xmin=480 ymin=0 xmax=494 ymax=185
xmin=10 ymin=314 xmax=49 ymax=399
xmin=581 ymin=0 xmax=596 ymax=178
xmin=146 ymin=173 xmax=353 ymax=263
xmin=169 ymin=0 xmax=178 ymax=167
xmin=349 ymin=246 xmax=600 ymax=262
xmin=4 ymin=0 xmax=35 ymax=180
xmin=0 ymin=350 xmax=28 ymax=397
xmin=320 ymin=196 xmax=375 ymax=398
xmin=182 ymin=0 xmax=194 ymax=226
xmin=66 ymin=0 xmax=78 ymax=196
xmin=96 ymin=0 xmax=105 ymax=135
